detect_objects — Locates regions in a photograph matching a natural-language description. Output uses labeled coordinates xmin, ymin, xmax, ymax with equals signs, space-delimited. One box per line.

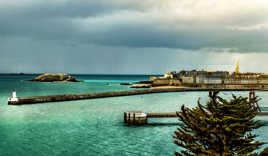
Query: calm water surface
xmin=1 ymin=74 xmax=268 ymax=156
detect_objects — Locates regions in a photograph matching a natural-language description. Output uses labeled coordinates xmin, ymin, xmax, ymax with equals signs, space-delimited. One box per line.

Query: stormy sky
xmin=1 ymin=0 xmax=268 ymax=74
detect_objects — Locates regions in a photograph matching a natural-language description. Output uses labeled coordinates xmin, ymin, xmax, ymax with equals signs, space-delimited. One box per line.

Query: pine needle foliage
xmin=173 ymin=91 xmax=265 ymax=156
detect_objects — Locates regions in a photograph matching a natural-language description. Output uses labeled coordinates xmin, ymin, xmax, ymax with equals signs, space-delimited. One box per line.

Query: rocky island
xmin=30 ymin=73 xmax=81 ymax=82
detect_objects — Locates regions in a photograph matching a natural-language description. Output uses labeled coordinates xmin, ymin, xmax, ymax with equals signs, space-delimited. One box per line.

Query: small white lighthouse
xmin=12 ymin=89 xmax=16 ymax=98
xmin=8 ymin=89 xmax=18 ymax=103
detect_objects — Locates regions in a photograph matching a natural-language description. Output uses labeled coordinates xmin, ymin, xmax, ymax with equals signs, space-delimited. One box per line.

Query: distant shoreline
xmin=0 ymin=73 xmax=163 ymax=76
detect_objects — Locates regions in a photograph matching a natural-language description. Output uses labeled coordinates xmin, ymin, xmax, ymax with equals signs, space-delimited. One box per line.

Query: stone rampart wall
xmin=182 ymin=77 xmax=194 ymax=84
xmin=151 ymin=79 xmax=181 ymax=86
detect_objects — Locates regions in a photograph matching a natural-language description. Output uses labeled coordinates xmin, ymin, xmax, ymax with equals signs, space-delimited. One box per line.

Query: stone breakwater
xmin=8 ymin=88 xmax=268 ymax=105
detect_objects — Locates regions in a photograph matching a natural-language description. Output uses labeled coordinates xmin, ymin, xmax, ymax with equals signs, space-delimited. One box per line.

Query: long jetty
xmin=124 ymin=111 xmax=268 ymax=125
xmin=8 ymin=88 xmax=267 ymax=105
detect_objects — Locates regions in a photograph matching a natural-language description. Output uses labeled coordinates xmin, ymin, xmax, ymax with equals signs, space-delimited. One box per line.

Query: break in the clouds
xmin=0 ymin=0 xmax=268 ymax=74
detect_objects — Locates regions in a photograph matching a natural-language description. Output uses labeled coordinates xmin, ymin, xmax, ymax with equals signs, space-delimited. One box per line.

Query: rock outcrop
xmin=31 ymin=73 xmax=81 ymax=82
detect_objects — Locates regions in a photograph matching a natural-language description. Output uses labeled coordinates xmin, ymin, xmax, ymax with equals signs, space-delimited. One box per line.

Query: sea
xmin=1 ymin=74 xmax=268 ymax=156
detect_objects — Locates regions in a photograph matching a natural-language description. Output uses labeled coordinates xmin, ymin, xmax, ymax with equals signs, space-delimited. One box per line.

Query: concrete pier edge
xmin=124 ymin=111 xmax=268 ymax=125
xmin=8 ymin=88 xmax=268 ymax=105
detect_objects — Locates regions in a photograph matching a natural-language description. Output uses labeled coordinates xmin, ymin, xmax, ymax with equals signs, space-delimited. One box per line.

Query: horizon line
xmin=0 ymin=72 xmax=164 ymax=75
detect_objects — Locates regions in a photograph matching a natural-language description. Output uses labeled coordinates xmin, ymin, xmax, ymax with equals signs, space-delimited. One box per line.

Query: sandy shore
xmin=152 ymin=86 xmax=189 ymax=89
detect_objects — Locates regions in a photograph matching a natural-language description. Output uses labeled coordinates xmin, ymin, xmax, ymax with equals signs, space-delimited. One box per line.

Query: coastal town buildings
xmin=147 ymin=62 xmax=268 ymax=89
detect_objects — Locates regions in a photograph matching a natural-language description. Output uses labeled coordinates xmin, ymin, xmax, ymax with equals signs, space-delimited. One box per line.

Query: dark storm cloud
xmin=0 ymin=0 xmax=268 ymax=52
xmin=0 ymin=0 xmax=144 ymax=19
xmin=1 ymin=0 xmax=268 ymax=74
xmin=0 ymin=0 xmax=144 ymax=39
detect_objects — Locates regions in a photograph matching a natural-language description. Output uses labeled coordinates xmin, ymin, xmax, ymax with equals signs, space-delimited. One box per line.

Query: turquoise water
xmin=1 ymin=74 xmax=268 ymax=156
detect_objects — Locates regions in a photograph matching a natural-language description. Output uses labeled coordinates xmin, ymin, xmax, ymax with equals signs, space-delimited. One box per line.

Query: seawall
xmin=8 ymin=88 xmax=267 ymax=105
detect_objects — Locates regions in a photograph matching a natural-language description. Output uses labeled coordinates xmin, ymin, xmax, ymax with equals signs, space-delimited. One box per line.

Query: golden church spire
xmin=235 ymin=59 xmax=239 ymax=73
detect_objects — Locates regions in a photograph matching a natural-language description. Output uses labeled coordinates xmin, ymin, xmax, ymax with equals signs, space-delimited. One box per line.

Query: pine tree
xmin=173 ymin=91 xmax=266 ymax=156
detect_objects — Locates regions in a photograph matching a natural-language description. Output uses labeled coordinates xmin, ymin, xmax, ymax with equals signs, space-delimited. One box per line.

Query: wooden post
xmin=133 ymin=113 xmax=136 ymax=124
xmin=127 ymin=112 xmax=130 ymax=123
xmin=124 ymin=112 xmax=126 ymax=123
